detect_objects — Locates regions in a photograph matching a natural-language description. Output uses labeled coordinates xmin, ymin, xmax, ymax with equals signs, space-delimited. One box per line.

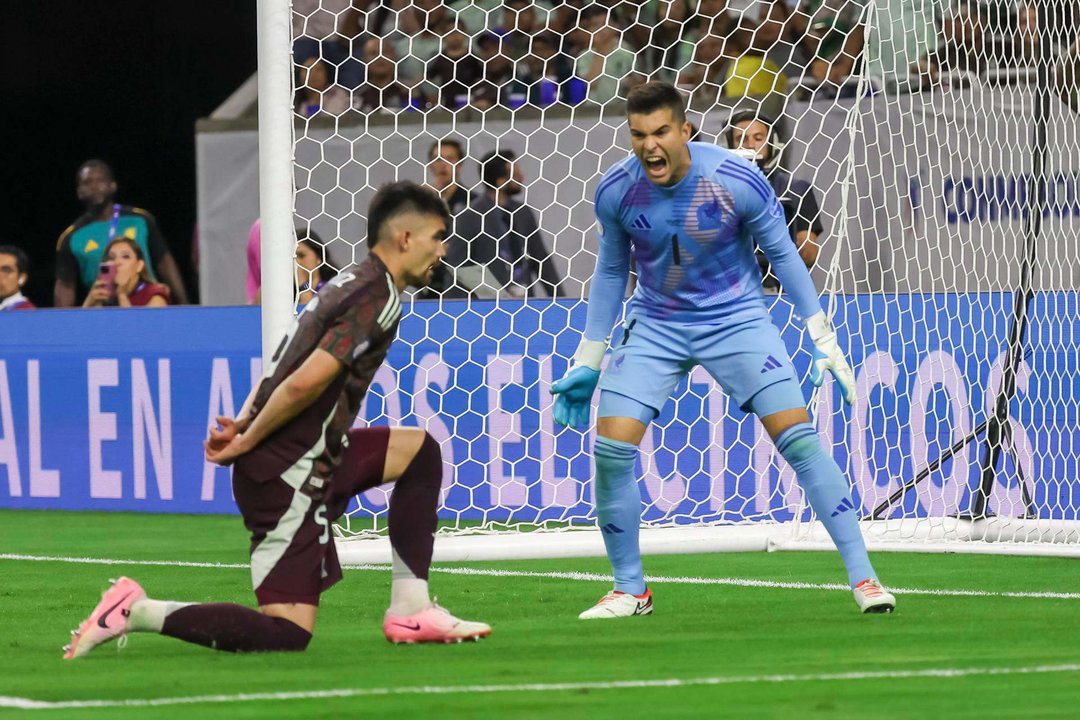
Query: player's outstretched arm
xmin=550 ymin=180 xmax=631 ymax=428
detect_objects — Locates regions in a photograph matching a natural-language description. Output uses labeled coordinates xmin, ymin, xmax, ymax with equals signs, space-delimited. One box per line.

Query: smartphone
xmin=98 ymin=262 xmax=117 ymax=298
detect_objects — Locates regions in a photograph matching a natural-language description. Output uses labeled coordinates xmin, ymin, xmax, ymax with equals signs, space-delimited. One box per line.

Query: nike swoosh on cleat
xmin=96 ymin=592 xmax=133 ymax=629
xmin=391 ymin=621 xmax=422 ymax=631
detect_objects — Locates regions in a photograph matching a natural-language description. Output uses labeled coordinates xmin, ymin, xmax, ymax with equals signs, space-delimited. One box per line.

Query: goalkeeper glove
xmin=804 ymin=311 xmax=857 ymax=405
xmin=549 ymin=338 xmax=606 ymax=428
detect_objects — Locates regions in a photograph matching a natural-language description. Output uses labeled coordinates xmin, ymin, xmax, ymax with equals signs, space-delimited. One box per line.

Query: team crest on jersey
xmin=696 ymin=200 xmax=724 ymax=230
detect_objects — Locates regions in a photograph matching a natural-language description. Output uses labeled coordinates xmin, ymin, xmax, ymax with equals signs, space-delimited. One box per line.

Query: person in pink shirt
xmin=247 ymin=218 xmax=261 ymax=304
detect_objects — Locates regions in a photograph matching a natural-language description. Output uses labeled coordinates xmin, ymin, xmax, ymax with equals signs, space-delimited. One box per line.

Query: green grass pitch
xmin=2 ymin=509 xmax=1078 ymax=719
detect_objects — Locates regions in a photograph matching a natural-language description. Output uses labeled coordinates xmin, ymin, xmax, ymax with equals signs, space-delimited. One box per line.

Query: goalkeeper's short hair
xmin=367 ymin=181 xmax=450 ymax=246
xmin=626 ymin=82 xmax=686 ymax=124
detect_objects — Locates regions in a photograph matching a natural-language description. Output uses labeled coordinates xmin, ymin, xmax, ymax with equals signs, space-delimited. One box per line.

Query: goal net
xmin=269 ymin=0 xmax=1080 ymax=561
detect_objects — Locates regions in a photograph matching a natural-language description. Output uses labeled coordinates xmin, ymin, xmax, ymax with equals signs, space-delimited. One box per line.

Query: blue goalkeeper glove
xmin=550 ymin=338 xmax=606 ymax=428
xmin=805 ymin=312 xmax=857 ymax=405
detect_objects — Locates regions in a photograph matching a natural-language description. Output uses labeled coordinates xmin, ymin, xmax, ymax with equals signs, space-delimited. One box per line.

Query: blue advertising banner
xmin=2 ymin=296 xmax=1076 ymax=521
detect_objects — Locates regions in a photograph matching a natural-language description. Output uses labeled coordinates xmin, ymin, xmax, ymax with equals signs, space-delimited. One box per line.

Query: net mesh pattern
xmin=284 ymin=0 xmax=1080 ymax=545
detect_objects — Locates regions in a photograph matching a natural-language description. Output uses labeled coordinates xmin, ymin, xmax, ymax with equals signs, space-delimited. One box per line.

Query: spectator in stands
xmin=662 ymin=0 xmax=733 ymax=84
xmin=292 ymin=0 xmax=353 ymax=66
xmin=475 ymin=31 xmax=516 ymax=109
xmin=727 ymin=110 xmax=822 ymax=292
xmin=1012 ymin=4 xmax=1039 ymax=67
xmin=0 ymin=245 xmax=34 ymax=311
xmin=427 ymin=139 xmax=470 ymax=213
xmin=451 ymin=150 xmax=564 ymax=298
xmin=353 ymin=37 xmax=419 ymax=112
xmin=676 ymin=24 xmax=740 ymax=98
xmin=338 ymin=0 xmax=392 ymax=44
xmin=785 ymin=0 xmax=866 ymax=94
xmin=428 ymin=21 xmax=487 ymax=109
xmin=82 ymin=238 xmax=171 ymax=308
xmin=56 ymin=160 xmax=188 ymax=307
xmin=449 ymin=0 xmax=502 ymax=35
xmin=423 ymin=138 xmax=470 ymax=298
xmin=295 ymin=57 xmax=350 ymax=117
xmin=246 ymin=219 xmax=261 ymax=304
xmin=575 ymin=6 xmax=641 ymax=105
xmin=294 ymin=230 xmax=337 ymax=313
xmin=494 ymin=0 xmax=545 ymax=64
xmin=549 ymin=1 xmax=591 ymax=57
xmin=450 ymin=0 xmax=554 ymax=36
xmin=512 ymin=32 xmax=575 ymax=105
xmin=394 ymin=0 xmax=457 ymax=95
xmin=591 ymin=0 xmax=664 ymax=55
xmin=912 ymin=2 xmax=1000 ymax=87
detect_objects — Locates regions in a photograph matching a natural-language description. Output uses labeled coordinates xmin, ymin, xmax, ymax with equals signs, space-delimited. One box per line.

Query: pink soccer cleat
xmin=63 ymin=577 xmax=146 ymax=660
xmin=383 ymin=602 xmax=491 ymax=644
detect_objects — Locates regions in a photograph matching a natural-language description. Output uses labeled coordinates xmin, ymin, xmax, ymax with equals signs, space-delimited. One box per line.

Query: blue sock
xmin=775 ymin=423 xmax=876 ymax=588
xmin=593 ymin=436 xmax=646 ymax=595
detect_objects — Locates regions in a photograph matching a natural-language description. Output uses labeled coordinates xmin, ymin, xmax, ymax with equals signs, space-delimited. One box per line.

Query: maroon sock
xmin=388 ymin=432 xmax=442 ymax=580
xmin=161 ymin=604 xmax=311 ymax=653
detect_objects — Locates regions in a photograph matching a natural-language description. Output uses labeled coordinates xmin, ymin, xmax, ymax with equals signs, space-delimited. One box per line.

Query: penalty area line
xmin=3 ymin=663 xmax=1080 ymax=710
xmin=2 ymin=553 xmax=1080 ymax=600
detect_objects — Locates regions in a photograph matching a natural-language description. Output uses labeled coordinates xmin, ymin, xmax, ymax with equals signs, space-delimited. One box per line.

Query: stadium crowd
xmin=290 ymin=0 xmax=1055 ymax=117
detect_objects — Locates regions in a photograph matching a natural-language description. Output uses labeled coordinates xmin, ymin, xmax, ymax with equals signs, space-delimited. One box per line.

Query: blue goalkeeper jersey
xmin=585 ymin=142 xmax=822 ymax=341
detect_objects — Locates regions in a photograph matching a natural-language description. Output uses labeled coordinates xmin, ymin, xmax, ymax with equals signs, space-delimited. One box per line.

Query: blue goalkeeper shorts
xmin=597 ymin=313 xmax=805 ymax=419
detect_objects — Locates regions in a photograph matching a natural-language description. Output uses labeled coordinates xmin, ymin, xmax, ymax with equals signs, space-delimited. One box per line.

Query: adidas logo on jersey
xmin=631 ymin=214 xmax=652 ymax=230
xmin=600 ymin=523 xmax=624 ymax=535
xmin=760 ymin=355 xmax=783 ymax=373
xmin=831 ymin=497 xmax=856 ymax=517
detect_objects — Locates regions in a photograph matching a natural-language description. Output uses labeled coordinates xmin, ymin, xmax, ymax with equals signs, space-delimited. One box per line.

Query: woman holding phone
xmin=82 ymin=237 xmax=171 ymax=308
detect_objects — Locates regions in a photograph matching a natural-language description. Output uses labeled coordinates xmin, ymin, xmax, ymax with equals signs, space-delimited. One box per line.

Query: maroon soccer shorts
xmin=232 ymin=427 xmax=391 ymax=607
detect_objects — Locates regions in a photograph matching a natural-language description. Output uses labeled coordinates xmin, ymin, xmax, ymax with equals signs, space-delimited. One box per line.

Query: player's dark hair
xmin=481 ymin=149 xmax=516 ymax=189
xmin=296 ymin=228 xmax=338 ymax=282
xmin=367 ymin=181 xmax=450 ymax=247
xmin=428 ymin=137 xmax=464 ymax=162
xmin=626 ymin=82 xmax=687 ymax=124
xmin=77 ymin=159 xmax=115 ymax=183
xmin=0 ymin=245 xmax=29 ymax=275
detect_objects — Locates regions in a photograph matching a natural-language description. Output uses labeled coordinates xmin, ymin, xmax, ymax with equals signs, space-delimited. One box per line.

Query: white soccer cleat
xmin=383 ymin=602 xmax=491 ymax=644
xmin=853 ymin=578 xmax=896 ymax=614
xmin=63 ymin=577 xmax=146 ymax=659
xmin=578 ymin=589 xmax=653 ymax=619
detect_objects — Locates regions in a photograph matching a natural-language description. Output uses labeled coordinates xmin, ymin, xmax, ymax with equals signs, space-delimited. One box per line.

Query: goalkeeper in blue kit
xmin=551 ymin=82 xmax=895 ymax=619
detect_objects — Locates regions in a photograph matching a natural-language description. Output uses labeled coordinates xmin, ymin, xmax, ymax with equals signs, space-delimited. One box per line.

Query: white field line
xmin=3 ymin=663 xmax=1080 ymax=710
xmin=2 ymin=553 xmax=1080 ymax=600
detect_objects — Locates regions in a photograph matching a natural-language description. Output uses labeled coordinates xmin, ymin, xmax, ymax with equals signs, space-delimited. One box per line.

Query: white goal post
xmin=252 ymin=0 xmax=1080 ymax=563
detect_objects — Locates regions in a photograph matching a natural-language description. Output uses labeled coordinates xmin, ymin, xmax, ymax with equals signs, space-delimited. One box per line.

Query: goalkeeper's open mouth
xmin=643 ymin=154 xmax=669 ymax=181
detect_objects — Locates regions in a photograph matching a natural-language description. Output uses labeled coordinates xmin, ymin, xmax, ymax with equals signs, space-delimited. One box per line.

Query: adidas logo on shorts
xmin=760 ymin=355 xmax=783 ymax=373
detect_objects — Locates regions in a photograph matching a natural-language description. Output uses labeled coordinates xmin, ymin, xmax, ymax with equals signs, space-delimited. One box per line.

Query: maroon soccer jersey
xmin=242 ymin=253 xmax=401 ymax=491
xmin=127 ymin=281 xmax=171 ymax=306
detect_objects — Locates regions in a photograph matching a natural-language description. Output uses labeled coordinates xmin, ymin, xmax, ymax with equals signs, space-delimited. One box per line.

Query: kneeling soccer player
xmin=64 ymin=182 xmax=491 ymax=658
xmin=551 ymin=83 xmax=895 ymax=619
